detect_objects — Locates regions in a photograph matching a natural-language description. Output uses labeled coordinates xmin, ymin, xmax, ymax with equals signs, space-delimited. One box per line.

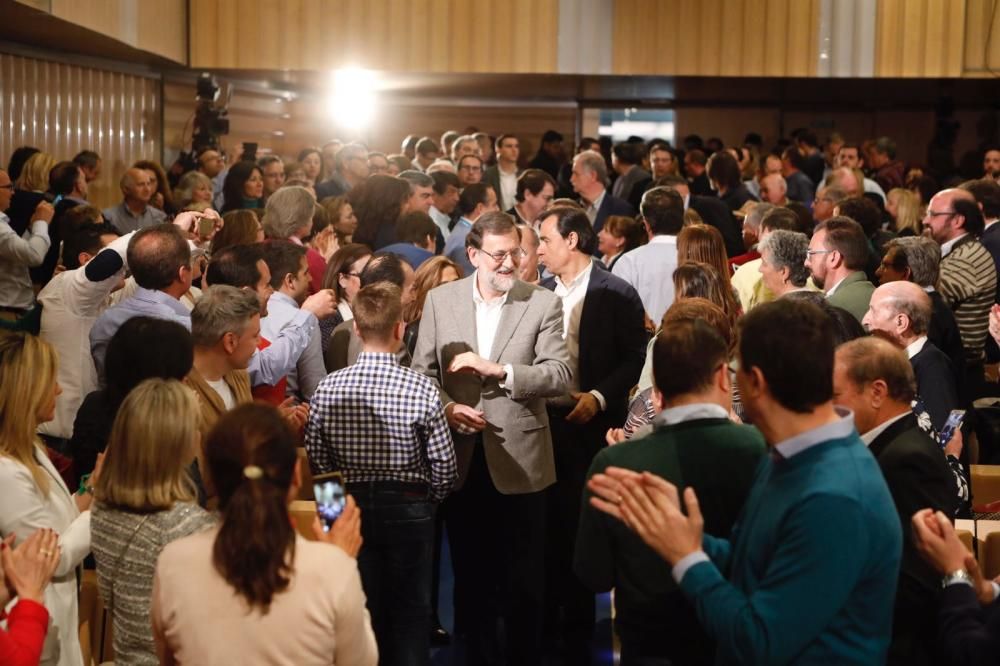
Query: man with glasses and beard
xmin=412 ymin=211 xmax=571 ymax=666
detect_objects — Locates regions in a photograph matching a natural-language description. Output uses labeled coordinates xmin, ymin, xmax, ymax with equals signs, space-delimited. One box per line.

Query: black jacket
xmin=911 ymin=340 xmax=960 ymax=432
xmin=869 ymin=413 xmax=958 ymax=666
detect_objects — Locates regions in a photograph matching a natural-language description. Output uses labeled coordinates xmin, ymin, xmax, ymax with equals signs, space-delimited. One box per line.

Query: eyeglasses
xmin=480 ymin=248 xmax=526 ymax=263
xmin=805 ymin=249 xmax=834 ymax=257
xmin=924 ymin=210 xmax=955 ymax=219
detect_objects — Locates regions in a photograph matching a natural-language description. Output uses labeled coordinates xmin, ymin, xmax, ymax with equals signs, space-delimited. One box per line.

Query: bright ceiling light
xmin=328 ymin=67 xmax=377 ymax=131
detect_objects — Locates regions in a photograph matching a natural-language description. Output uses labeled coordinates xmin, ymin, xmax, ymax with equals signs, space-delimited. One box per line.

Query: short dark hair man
xmin=611 ymin=186 xmax=683 ymax=324
xmin=382 ymin=211 xmax=438 ymax=270
xmin=484 ymin=134 xmax=522 ymax=211
xmin=412 ymin=211 xmax=571 ymax=666
xmin=443 ymin=182 xmax=498 ymax=276
xmin=535 ymin=205 xmax=648 ymax=660
xmin=576 ymin=316 xmax=765 ymax=664
xmin=429 ymin=170 xmax=460 ymax=241
xmin=833 ymin=336 xmax=957 ymax=666
xmin=510 ymin=168 xmax=556 ymax=226
xmin=315 ymin=142 xmax=369 ymax=199
xmin=587 ymin=299 xmax=903 ymax=664
xmin=806 ymin=216 xmax=876 ymax=322
xmin=610 ymin=141 xmax=651 ymax=203
xmin=73 ymin=150 xmax=102 ymax=183
xmin=306 ymin=281 xmax=457 ymax=664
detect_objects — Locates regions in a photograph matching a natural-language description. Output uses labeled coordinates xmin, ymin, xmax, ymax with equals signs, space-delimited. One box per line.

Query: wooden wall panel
xmin=36 ymin=0 xmax=188 ymax=64
xmin=0 ymin=52 xmax=161 ymax=210
xmin=875 ymin=0 xmax=966 ymax=77
xmin=189 ymin=0 xmax=558 ymax=73
xmin=964 ymin=0 xmax=1000 ymax=75
xmin=612 ymin=0 xmax=820 ymax=76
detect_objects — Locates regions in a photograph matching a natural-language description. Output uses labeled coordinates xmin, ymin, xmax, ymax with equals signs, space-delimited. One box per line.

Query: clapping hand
xmin=912 ymin=508 xmax=969 ymax=575
xmin=1 ymin=528 xmax=61 ymax=604
xmin=278 ymin=398 xmax=310 ymax=431
xmin=588 ymin=467 xmax=705 ymax=565
xmin=990 ymin=305 xmax=1000 ymax=346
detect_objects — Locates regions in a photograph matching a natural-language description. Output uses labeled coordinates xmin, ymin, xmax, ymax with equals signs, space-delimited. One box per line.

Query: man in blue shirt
xmin=381 ymin=211 xmax=437 ymax=270
xmin=588 ymin=299 xmax=903 ymax=664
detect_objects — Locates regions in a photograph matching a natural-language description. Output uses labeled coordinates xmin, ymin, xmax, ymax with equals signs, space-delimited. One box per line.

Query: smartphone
xmin=938 ymin=409 xmax=965 ymax=448
xmin=51 ymin=194 xmax=64 ymax=206
xmin=197 ymin=216 xmax=216 ymax=238
xmin=313 ymin=472 xmax=346 ymax=532
xmin=242 ymin=142 xmax=258 ymax=162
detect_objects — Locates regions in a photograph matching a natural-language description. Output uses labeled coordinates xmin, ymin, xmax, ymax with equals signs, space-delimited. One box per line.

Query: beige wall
xmin=189 ymin=0 xmax=558 ymax=73
xmin=0 ymin=51 xmax=162 ymax=209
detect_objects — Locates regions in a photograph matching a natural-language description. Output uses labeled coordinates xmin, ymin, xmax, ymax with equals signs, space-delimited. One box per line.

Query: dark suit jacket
xmin=719 ymin=184 xmax=758 ymax=213
xmin=314 ymin=175 xmax=349 ymax=200
xmin=911 ymin=340 xmax=960 ymax=432
xmin=938 ymin=584 xmax=1000 ymax=666
xmin=869 ymin=413 xmax=958 ymax=666
xmin=690 ymin=195 xmax=745 ymax=257
xmin=928 ymin=289 xmax=967 ymax=391
xmin=688 ymin=172 xmax=712 ymax=196
xmin=541 ymin=264 xmax=647 ymax=425
xmin=591 ymin=191 xmax=635 ymax=237
xmin=978 ymin=223 xmax=1000 ymax=362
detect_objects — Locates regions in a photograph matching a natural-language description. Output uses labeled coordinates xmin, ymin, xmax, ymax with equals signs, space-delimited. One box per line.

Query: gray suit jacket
xmin=324 ymin=319 xmax=411 ymax=372
xmin=411 ymin=276 xmax=571 ymax=494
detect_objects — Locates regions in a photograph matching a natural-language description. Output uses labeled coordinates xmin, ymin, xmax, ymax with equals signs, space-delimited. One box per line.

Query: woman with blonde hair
xmin=174 ymin=170 xmax=215 ymax=211
xmin=0 ymin=332 xmax=99 ymax=666
xmin=91 ymin=378 xmax=215 ymax=665
xmin=673 ymin=261 xmax=742 ymax=331
xmin=886 ymin=187 xmax=922 ymax=236
xmin=320 ymin=195 xmax=359 ymax=244
xmin=8 ymin=151 xmax=57 ymax=236
xmin=403 ymin=256 xmax=463 ymax=355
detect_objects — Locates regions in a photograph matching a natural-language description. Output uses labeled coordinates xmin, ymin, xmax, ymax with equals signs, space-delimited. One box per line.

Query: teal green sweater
xmin=574 ymin=418 xmax=765 ymax=651
xmin=681 ymin=434 xmax=902 ymax=664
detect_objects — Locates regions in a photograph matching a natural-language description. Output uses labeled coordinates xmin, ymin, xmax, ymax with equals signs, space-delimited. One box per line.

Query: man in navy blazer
xmin=571 ymin=150 xmax=636 ymax=244
xmin=536 ymin=205 xmax=647 ymax=662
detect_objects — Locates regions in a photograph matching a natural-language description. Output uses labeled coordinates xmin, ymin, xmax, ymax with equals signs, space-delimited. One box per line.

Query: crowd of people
xmin=0 ymin=127 xmax=1000 ymax=666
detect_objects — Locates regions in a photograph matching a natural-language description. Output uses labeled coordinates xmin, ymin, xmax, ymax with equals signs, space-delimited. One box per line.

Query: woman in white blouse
xmin=0 ymin=332 xmax=101 ymax=666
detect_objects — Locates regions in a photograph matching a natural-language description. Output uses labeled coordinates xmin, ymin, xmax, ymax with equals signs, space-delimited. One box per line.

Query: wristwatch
xmin=941 ymin=569 xmax=972 ymax=588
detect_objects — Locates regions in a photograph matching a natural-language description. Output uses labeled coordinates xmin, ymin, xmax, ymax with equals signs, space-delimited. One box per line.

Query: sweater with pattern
xmin=939 ymin=236 xmax=997 ymax=364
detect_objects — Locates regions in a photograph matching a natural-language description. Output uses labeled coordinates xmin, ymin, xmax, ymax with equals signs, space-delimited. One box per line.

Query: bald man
xmin=925 ymin=188 xmax=997 ymax=398
xmin=862 ymin=281 xmax=959 ymax=432
xmin=758 ymin=173 xmax=788 ymax=206
xmin=832 ymin=337 xmax=957 ymax=666
xmin=102 ymin=167 xmax=166 ymax=234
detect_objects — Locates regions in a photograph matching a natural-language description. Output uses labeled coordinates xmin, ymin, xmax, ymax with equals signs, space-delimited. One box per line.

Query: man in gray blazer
xmin=412 ymin=211 xmax=571 ymax=666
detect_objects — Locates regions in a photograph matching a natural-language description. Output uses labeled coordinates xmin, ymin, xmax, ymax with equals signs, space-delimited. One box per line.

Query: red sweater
xmin=0 ymin=600 xmax=49 ymax=666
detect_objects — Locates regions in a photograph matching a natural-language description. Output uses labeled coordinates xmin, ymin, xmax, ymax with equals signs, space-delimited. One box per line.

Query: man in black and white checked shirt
xmin=305 ymin=281 xmax=456 ymax=663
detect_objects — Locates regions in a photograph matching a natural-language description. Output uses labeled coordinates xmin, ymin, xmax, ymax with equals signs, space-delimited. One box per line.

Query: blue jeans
xmin=352 ymin=482 xmax=435 ymax=666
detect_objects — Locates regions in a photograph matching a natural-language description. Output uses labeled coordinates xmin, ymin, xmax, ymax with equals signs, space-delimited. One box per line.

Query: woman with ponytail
xmin=151 ymin=403 xmax=376 ymax=665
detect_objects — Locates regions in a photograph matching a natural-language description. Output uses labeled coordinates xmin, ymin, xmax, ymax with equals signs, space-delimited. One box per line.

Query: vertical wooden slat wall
xmin=0 ymin=53 xmax=161 ymax=210
xmin=875 ymin=0 xmax=966 ymax=77
xmin=611 ymin=0 xmax=821 ymax=76
xmin=189 ymin=0 xmax=559 ymax=73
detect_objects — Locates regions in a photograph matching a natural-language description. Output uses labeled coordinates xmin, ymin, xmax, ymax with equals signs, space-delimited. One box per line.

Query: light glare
xmin=328 ymin=68 xmax=377 ymax=130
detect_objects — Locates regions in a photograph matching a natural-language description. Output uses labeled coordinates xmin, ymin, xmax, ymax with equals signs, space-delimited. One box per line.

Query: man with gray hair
xmin=450 ymin=134 xmax=481 ymax=164
xmin=862 ymin=280 xmax=959 ymax=433
xmin=570 ymin=150 xmax=634 ymax=238
xmin=262 ymin=186 xmax=316 ymax=240
xmin=316 ymin=141 xmax=369 ymax=199
xmin=187 ymin=285 xmax=261 ymax=438
xmin=103 ymin=167 xmax=166 ymax=234
xmin=730 ymin=201 xmax=774 ymax=267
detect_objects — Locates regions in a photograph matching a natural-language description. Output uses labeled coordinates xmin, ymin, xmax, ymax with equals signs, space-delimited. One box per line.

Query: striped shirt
xmin=91 ymin=502 xmax=216 ymax=665
xmin=939 ymin=236 xmax=997 ymax=364
xmin=305 ymin=351 xmax=457 ymax=501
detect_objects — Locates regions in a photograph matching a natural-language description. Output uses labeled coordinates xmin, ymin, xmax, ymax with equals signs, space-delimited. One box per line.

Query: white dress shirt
xmin=471 ymin=274 xmax=514 ymax=384
xmin=611 ymin=234 xmax=678 ymax=325
xmin=940 ymin=233 xmax=968 ymax=258
xmin=860 ymin=411 xmax=911 ymax=446
xmin=38 ymin=232 xmax=131 ymax=439
xmin=552 ymin=262 xmax=605 ymax=409
xmin=584 ymin=189 xmax=607 ymax=224
xmin=429 ymin=206 xmax=451 ymax=241
xmin=0 ymin=212 xmax=50 ymax=309
xmin=905 ymin=335 xmax=929 ymax=359
xmin=498 ymin=166 xmax=518 ymax=211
